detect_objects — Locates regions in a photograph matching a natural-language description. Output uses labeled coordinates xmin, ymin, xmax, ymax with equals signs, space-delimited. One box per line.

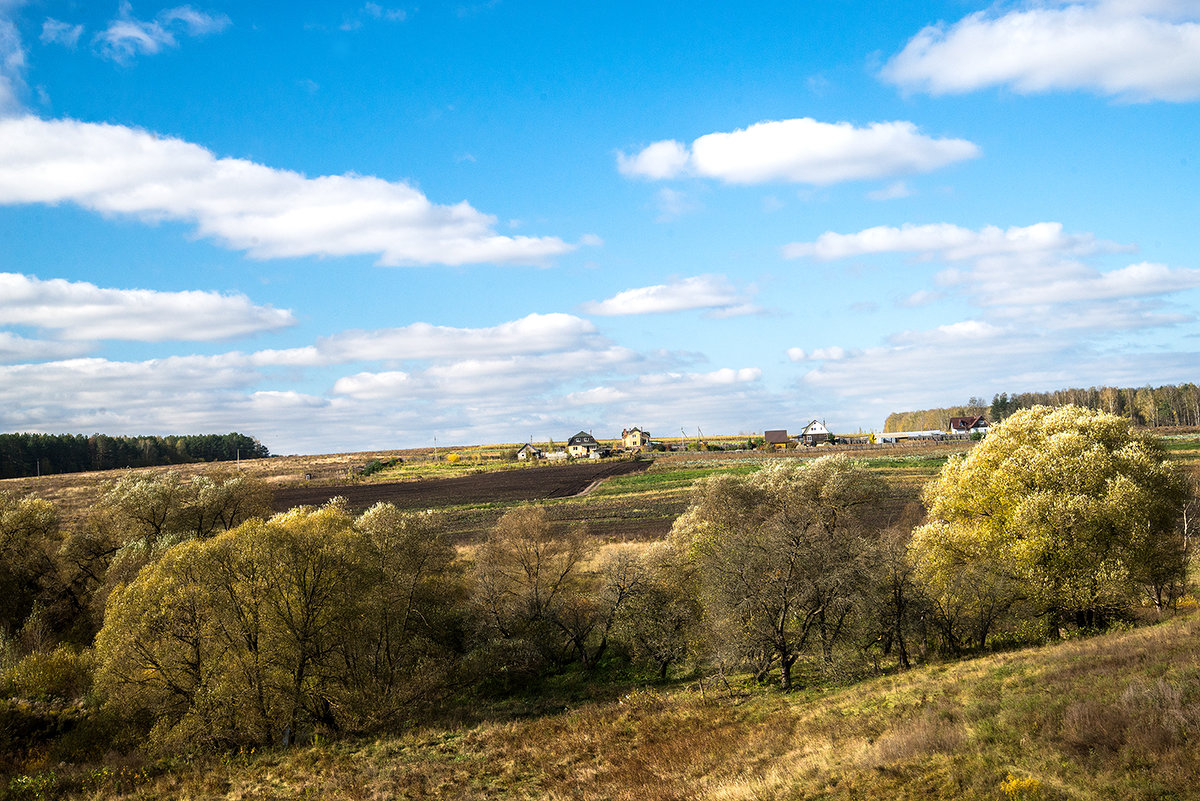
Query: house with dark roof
xmin=516 ymin=443 xmax=542 ymax=460
xmin=621 ymin=427 xmax=652 ymax=451
xmin=799 ymin=419 xmax=832 ymax=446
xmin=949 ymin=416 xmax=990 ymax=436
xmin=764 ymin=429 xmax=790 ymax=448
xmin=567 ymin=431 xmax=602 ymax=458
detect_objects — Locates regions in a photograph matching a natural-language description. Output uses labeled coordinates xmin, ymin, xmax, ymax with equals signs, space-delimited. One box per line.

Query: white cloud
xmin=0 ymin=116 xmax=580 ymax=266
xmin=40 ymin=18 xmax=83 ymax=48
xmin=312 ymin=313 xmax=602 ymax=364
xmin=0 ymin=331 xmax=88 ymax=363
xmin=616 ymin=139 xmax=689 ymax=180
xmin=0 ymin=305 xmax=776 ymax=454
xmin=0 ymin=9 xmax=25 ymax=114
xmin=654 ymin=187 xmax=699 ymax=221
xmin=787 ymin=346 xmax=848 ymax=362
xmin=618 ymin=118 xmax=979 ymax=185
xmin=981 ymin=260 xmax=1200 ymax=306
xmin=783 ymin=222 xmax=1126 ymax=262
xmin=883 ymin=2 xmax=1200 ymax=102
xmin=94 ymin=2 xmax=231 ymax=63
xmin=866 ymin=181 xmax=912 ymax=201
xmin=580 ymin=275 xmax=759 ymax=317
xmin=0 ymin=273 xmax=295 ymax=341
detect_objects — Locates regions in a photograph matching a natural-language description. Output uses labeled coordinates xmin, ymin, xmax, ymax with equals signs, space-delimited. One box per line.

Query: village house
xmin=567 ymin=431 xmax=602 ymax=458
xmin=949 ymin=416 xmax=991 ymax=437
xmin=515 ymin=443 xmax=542 ymax=460
xmin=799 ymin=419 xmax=832 ymax=446
xmin=620 ymin=427 xmax=652 ymax=451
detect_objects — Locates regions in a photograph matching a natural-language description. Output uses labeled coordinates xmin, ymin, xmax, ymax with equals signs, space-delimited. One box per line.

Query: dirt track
xmin=271 ymin=459 xmax=652 ymax=514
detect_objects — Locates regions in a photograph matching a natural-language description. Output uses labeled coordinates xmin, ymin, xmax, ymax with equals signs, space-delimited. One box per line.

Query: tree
xmin=95 ymin=500 xmax=462 ymax=749
xmin=672 ymin=454 xmax=883 ymax=690
xmin=0 ymin=492 xmax=60 ymax=636
xmin=610 ymin=543 xmax=700 ymax=679
xmin=470 ymin=505 xmax=598 ymax=670
xmin=910 ymin=405 xmax=1189 ymax=639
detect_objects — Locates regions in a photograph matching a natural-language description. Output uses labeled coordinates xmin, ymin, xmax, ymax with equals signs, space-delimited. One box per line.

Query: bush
xmin=3 ymin=646 xmax=94 ymax=701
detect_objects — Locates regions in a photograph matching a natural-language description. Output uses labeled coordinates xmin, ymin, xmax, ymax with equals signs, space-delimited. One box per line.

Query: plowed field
xmin=271 ymin=458 xmax=653 ymax=514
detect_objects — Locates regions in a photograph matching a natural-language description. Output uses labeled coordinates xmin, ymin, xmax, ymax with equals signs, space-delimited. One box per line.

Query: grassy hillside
xmin=28 ymin=612 xmax=1198 ymax=801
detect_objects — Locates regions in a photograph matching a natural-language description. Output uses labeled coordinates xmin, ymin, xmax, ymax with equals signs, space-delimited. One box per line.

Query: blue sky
xmin=1 ymin=0 xmax=1198 ymax=454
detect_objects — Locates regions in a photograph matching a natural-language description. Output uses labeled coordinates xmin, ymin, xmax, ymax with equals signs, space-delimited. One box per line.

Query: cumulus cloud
xmin=785 ymin=215 xmax=1200 ymax=427
xmin=980 ymin=261 xmax=1200 ymax=306
xmin=617 ymin=118 xmax=979 ymax=185
xmin=783 ymin=222 xmax=1127 ymax=262
xmin=882 ymin=1 xmax=1200 ymax=102
xmin=0 ymin=273 xmax=295 ymax=341
xmin=580 ymin=275 xmax=759 ymax=318
xmin=94 ymin=2 xmax=231 ymax=63
xmin=0 ymin=116 xmax=580 ymax=266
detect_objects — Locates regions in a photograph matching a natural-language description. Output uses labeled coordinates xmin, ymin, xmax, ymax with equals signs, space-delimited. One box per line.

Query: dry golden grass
xmin=52 ymin=612 xmax=1199 ymax=801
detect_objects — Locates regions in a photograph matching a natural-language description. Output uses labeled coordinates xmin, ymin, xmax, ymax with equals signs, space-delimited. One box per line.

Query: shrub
xmin=3 ymin=646 xmax=94 ymax=701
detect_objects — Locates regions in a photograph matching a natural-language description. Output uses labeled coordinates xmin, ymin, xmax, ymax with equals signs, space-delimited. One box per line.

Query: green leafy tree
xmin=672 ymin=454 xmax=883 ymax=690
xmin=910 ymin=405 xmax=1190 ymax=640
xmin=96 ymin=500 xmax=461 ymax=750
xmin=0 ymin=492 xmax=60 ymax=637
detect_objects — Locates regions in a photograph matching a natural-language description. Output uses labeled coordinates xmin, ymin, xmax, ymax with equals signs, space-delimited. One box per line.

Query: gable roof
xmin=568 ymin=431 xmax=599 ymax=446
xmin=949 ymin=415 xmax=988 ymax=431
xmin=764 ymin=429 xmax=789 ymax=444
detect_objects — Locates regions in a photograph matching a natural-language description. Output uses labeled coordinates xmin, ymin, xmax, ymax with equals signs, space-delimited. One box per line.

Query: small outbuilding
xmin=516 ymin=443 xmax=542 ymax=460
xmin=764 ymin=429 xmax=790 ymax=448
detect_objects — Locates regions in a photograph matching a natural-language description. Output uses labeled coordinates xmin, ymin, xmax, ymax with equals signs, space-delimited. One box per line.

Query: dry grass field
xmin=4 ymin=431 xmax=1199 ymax=801
xmin=45 ymin=611 xmax=1200 ymax=801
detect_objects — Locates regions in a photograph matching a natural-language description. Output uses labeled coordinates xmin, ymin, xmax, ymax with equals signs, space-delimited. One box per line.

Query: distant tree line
xmin=886 ymin=382 xmax=1200 ymax=432
xmin=0 ymin=432 xmax=270 ymax=479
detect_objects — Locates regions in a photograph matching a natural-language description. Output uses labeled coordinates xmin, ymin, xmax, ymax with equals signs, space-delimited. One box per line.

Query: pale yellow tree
xmin=910 ymin=405 xmax=1189 ymax=643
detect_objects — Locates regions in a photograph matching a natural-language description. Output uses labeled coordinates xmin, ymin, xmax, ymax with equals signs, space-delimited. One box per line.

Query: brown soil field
xmin=271 ymin=458 xmax=653 ymax=514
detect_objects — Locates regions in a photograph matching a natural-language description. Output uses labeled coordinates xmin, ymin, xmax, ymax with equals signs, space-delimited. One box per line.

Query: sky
xmin=1 ymin=0 xmax=1198 ymax=454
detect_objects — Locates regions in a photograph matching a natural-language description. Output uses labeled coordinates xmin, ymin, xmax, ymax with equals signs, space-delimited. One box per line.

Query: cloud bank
xmin=0 ymin=116 xmax=580 ymax=266
xmin=0 ymin=272 xmax=296 ymax=341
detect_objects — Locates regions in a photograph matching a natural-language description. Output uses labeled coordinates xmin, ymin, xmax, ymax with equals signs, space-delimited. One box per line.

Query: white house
xmin=516 ymin=443 xmax=542 ymax=460
xmin=799 ymin=419 xmax=832 ymax=446
xmin=949 ymin=416 xmax=990 ymax=436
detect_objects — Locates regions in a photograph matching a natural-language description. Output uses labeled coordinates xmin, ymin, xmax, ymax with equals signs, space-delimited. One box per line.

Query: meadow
xmin=3 ymin=428 xmax=1198 ymax=800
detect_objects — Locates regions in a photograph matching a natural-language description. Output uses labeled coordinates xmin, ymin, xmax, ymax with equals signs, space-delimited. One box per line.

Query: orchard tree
xmin=910 ymin=405 xmax=1190 ymax=639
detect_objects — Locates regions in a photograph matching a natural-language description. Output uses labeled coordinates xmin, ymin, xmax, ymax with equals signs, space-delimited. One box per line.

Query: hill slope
xmin=64 ymin=613 xmax=1200 ymax=801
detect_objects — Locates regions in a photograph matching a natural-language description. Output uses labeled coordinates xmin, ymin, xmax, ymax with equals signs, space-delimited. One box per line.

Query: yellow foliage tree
xmin=910 ymin=405 xmax=1189 ymax=644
